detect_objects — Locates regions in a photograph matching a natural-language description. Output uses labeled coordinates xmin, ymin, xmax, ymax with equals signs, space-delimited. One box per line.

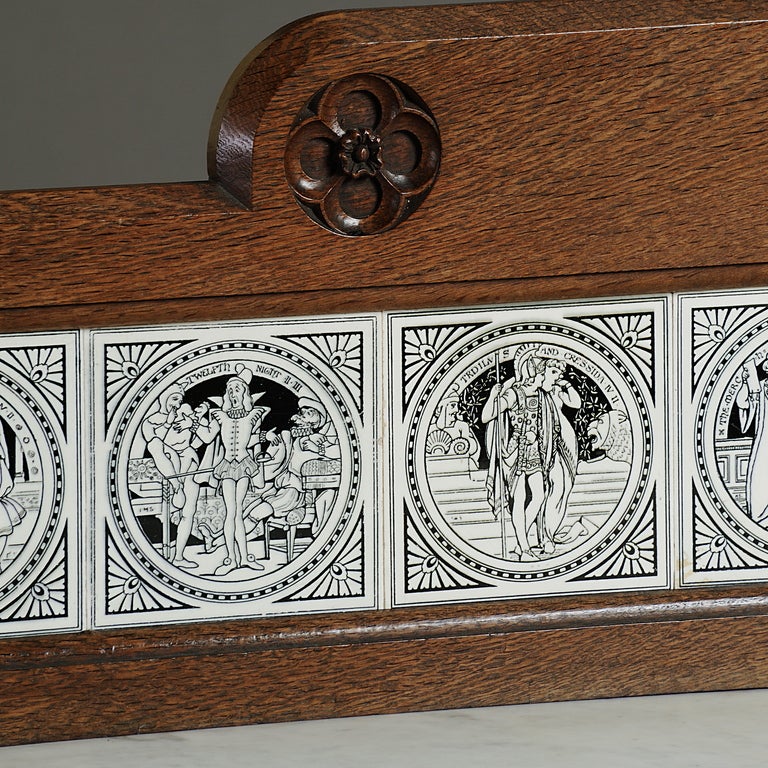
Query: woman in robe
xmin=737 ymin=358 xmax=768 ymax=524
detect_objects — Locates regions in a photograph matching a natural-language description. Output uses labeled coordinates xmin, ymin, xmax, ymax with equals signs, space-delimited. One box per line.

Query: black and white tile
xmin=11 ymin=286 xmax=768 ymax=636
xmin=679 ymin=290 xmax=768 ymax=584
xmin=89 ymin=317 xmax=378 ymax=627
xmin=387 ymin=299 xmax=670 ymax=606
xmin=0 ymin=334 xmax=81 ymax=636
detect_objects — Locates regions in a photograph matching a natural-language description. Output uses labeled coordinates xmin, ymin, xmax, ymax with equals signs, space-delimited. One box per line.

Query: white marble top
xmin=5 ymin=689 xmax=768 ymax=767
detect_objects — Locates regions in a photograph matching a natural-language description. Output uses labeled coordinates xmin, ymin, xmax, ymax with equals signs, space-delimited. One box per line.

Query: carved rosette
xmin=285 ymin=73 xmax=441 ymax=236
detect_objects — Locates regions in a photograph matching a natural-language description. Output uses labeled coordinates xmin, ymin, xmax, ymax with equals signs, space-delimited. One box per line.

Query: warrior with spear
xmin=481 ymin=344 xmax=580 ymax=560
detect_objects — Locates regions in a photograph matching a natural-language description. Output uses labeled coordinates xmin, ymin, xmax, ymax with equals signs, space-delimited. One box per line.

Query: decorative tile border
xmin=387 ymin=298 xmax=670 ymax=606
xmin=3 ymin=291 xmax=768 ymax=634
xmin=0 ymin=333 xmax=81 ymax=636
xmin=678 ymin=289 xmax=768 ymax=585
xmin=89 ymin=316 xmax=378 ymax=627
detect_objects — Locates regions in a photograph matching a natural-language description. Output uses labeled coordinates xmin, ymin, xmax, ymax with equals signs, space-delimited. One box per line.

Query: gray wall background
xmin=1 ymin=0 xmax=493 ymax=192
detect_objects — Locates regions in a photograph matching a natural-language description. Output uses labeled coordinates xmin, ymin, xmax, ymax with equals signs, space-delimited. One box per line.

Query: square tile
xmin=679 ymin=289 xmax=768 ymax=584
xmin=387 ymin=298 xmax=670 ymax=607
xmin=0 ymin=333 xmax=81 ymax=636
xmin=90 ymin=315 xmax=378 ymax=628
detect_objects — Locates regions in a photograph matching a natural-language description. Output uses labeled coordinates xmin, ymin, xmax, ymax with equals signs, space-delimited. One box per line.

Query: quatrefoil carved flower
xmin=285 ymin=73 xmax=441 ymax=236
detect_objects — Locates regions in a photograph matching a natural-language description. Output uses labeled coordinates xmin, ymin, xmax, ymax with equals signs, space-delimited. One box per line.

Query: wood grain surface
xmin=3 ymin=0 xmax=768 ymax=746
xmin=3 ymin=0 xmax=768 ymax=314
xmin=3 ymin=586 xmax=768 ymax=745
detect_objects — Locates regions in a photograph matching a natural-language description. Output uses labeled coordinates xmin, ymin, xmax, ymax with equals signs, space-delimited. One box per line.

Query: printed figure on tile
xmin=192 ymin=365 xmax=271 ymax=575
xmin=0 ymin=338 xmax=80 ymax=634
xmin=481 ymin=346 xmax=582 ymax=560
xmin=702 ymin=338 xmax=768 ymax=530
xmin=678 ymin=296 xmax=768 ymax=582
xmin=122 ymin=359 xmax=345 ymax=581
xmin=392 ymin=304 xmax=665 ymax=605
xmin=140 ymin=383 xmax=205 ymax=568
xmin=422 ymin=340 xmax=635 ymax=564
xmin=736 ymin=354 xmax=768 ymax=525
xmin=249 ymin=396 xmax=340 ymax=535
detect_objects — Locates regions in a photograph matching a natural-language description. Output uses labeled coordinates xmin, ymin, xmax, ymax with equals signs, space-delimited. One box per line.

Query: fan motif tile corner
xmin=0 ymin=334 xmax=80 ymax=636
xmin=388 ymin=299 xmax=669 ymax=607
xmin=91 ymin=317 xmax=377 ymax=628
xmin=680 ymin=291 xmax=768 ymax=584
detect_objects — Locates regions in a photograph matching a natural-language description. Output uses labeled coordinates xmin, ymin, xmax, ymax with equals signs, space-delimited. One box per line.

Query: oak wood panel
xmin=1 ymin=260 xmax=768 ymax=335
xmin=3 ymin=3 xmax=768 ymax=311
xmin=213 ymin=0 xmax=768 ymax=204
xmin=5 ymin=0 xmax=768 ymax=748
xmin=3 ymin=586 xmax=768 ymax=745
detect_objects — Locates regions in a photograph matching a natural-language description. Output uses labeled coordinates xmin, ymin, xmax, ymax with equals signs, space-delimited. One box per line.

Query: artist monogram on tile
xmin=7 ymin=290 xmax=768 ymax=635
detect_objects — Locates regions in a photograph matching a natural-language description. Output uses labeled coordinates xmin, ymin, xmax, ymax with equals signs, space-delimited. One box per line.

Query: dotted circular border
xmin=407 ymin=323 xmax=653 ymax=581
xmin=108 ymin=341 xmax=362 ymax=601
xmin=695 ymin=318 xmax=768 ymax=552
xmin=0 ymin=372 xmax=64 ymax=600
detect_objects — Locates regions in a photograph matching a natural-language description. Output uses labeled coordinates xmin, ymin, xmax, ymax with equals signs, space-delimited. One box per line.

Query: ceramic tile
xmin=679 ymin=290 xmax=768 ymax=584
xmin=0 ymin=333 xmax=81 ymax=636
xmin=387 ymin=298 xmax=670 ymax=606
xmin=90 ymin=316 xmax=378 ymax=628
